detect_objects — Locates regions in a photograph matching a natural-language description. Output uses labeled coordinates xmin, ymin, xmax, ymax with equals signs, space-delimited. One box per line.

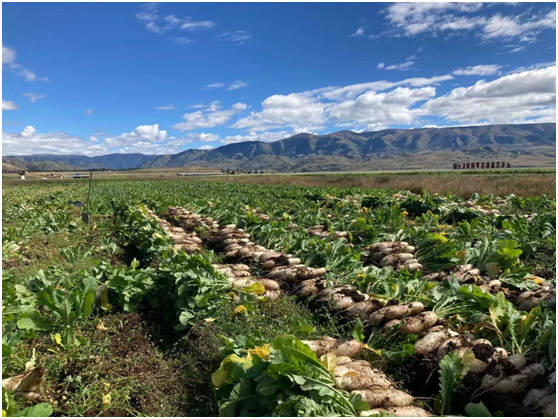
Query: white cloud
xmin=351 ymin=27 xmax=365 ymax=37
xmin=382 ymin=2 xmax=484 ymax=36
xmin=173 ymin=102 xmax=248 ymax=131
xmin=85 ymin=109 xmax=94 ymax=115
xmin=421 ymin=66 xmax=556 ymax=124
xmin=2 ymin=45 xmax=48 ymax=82
xmin=22 ymin=92 xmax=46 ymax=103
xmin=172 ymin=37 xmax=193 ymax=45
xmin=378 ymin=3 xmax=555 ymax=44
xmin=220 ymin=130 xmax=291 ymax=144
xmin=482 ymin=10 xmax=556 ymax=40
xmin=377 ymin=62 xmax=385 ymax=69
xmin=218 ymin=30 xmax=252 ymax=44
xmin=199 ymin=144 xmax=214 ymax=150
xmin=203 ymin=81 xmax=247 ymax=90
xmin=2 ymin=123 xmax=219 ymax=156
xmin=385 ymin=60 xmax=414 ymax=71
xmin=155 ymin=104 xmax=176 ymax=110
xmin=229 ymin=80 xmax=247 ymax=90
xmin=2 ymin=100 xmax=19 ymax=111
xmin=328 ymin=86 xmax=436 ymax=128
xmin=453 ymin=64 xmax=502 ymax=76
xmin=234 ymin=93 xmax=326 ymax=132
xmin=510 ymin=61 xmax=555 ymax=73
xmin=183 ymin=132 xmax=220 ymax=142
xmin=509 ymin=45 xmax=525 ymax=53
xmin=203 ymin=82 xmax=226 ymax=90
xmin=136 ymin=4 xmax=215 ymax=36
xmin=180 ymin=20 xmax=216 ymax=31
xmin=2 ymin=126 xmax=104 ymax=156
xmin=103 ymin=124 xmax=168 ymax=149
xmin=233 ymin=75 xmax=455 ymax=132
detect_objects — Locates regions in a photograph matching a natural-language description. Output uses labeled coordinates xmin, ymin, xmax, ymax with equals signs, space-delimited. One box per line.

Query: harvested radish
xmin=359 ymin=406 xmax=432 ymax=417
xmin=351 ymin=389 xmax=414 ymax=408
xmin=369 ymin=302 xmax=424 ymax=326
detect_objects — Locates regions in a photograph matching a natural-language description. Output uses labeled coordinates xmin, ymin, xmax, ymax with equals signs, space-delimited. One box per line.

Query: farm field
xmin=2 ymin=179 xmax=556 ymax=417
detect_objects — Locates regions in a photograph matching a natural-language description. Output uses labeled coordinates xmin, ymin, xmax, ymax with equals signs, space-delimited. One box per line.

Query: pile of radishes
xmin=362 ymin=241 xmax=423 ymax=273
xmin=302 ymin=337 xmax=431 ymax=417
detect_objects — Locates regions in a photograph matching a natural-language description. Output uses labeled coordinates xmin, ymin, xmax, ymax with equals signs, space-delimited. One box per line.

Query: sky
xmin=2 ymin=1 xmax=556 ymax=156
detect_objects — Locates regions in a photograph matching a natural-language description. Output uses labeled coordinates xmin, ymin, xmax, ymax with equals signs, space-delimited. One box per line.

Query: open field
xmin=5 ymin=168 xmax=556 ymax=198
xmin=2 ymin=178 xmax=555 ymax=417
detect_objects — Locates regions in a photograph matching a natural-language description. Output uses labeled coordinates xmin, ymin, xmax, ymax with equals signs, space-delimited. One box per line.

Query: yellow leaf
xmin=54 ymin=333 xmax=62 ymax=346
xmin=3 ymin=409 xmax=7 ymax=417
xmin=401 ymin=211 xmax=408 ymax=217
xmin=103 ymin=382 xmax=110 ymax=391
xmin=96 ymin=321 xmax=107 ymax=331
xmin=203 ymin=318 xmax=216 ymax=323
xmin=102 ymin=393 xmax=112 ymax=408
xmin=460 ymin=348 xmax=476 ymax=375
xmin=243 ymin=282 xmax=266 ymax=295
xmin=233 ymin=305 xmax=247 ymax=315
xmin=249 ymin=344 xmax=271 ymax=360
xmin=363 ymin=344 xmax=382 ymax=356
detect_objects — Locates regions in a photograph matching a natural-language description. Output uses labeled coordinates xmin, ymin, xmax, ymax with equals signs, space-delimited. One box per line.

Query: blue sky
xmin=2 ymin=2 xmax=556 ymax=156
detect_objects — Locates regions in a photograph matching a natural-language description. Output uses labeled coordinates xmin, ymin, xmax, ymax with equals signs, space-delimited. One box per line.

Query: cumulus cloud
xmin=2 ymin=45 xmax=48 ymax=82
xmin=22 ymin=92 xmax=46 ymax=103
xmin=377 ymin=3 xmax=555 ymax=44
xmin=2 ymin=100 xmax=19 ymax=111
xmin=233 ymin=75 xmax=457 ymax=132
xmin=173 ymin=102 xmax=248 ymax=131
xmin=453 ymin=64 xmax=502 ymax=76
xmin=2 ymin=126 xmax=103 ymax=156
xmin=421 ymin=66 xmax=556 ymax=124
xmin=199 ymin=144 xmax=214 ymax=150
xmin=377 ymin=62 xmax=385 ymax=69
xmin=2 ymin=123 xmax=223 ymax=156
xmin=103 ymin=124 xmax=168 ymax=149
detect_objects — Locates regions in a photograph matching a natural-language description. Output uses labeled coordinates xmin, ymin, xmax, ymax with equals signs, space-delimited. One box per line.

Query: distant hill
xmin=4 ymin=123 xmax=555 ymax=172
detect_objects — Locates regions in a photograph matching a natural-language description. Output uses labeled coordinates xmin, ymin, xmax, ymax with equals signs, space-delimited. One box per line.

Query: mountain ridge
xmin=3 ymin=123 xmax=555 ymax=172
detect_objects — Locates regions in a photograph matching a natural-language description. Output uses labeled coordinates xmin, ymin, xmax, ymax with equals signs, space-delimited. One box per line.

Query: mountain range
xmin=3 ymin=123 xmax=556 ymax=172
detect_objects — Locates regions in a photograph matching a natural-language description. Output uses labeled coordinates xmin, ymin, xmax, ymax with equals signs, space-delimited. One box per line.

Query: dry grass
xmin=195 ymin=172 xmax=556 ymax=198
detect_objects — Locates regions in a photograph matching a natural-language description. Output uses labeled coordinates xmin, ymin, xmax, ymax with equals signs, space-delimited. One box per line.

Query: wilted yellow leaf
xmin=401 ymin=211 xmax=408 ymax=217
xmin=96 ymin=321 xmax=107 ymax=331
xmin=363 ymin=344 xmax=382 ymax=356
xmin=54 ymin=333 xmax=62 ymax=346
xmin=320 ymin=352 xmax=338 ymax=374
